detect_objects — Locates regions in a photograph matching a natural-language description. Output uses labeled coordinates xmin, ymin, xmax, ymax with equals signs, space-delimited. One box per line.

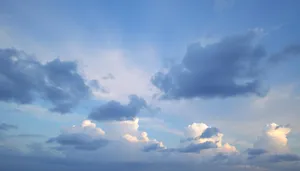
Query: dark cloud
xmin=178 ymin=142 xmax=218 ymax=153
xmin=269 ymin=154 xmax=300 ymax=163
xmin=152 ymin=31 xmax=300 ymax=100
xmin=0 ymin=48 xmax=94 ymax=113
xmin=143 ymin=142 xmax=165 ymax=152
xmin=1 ymin=144 xmax=300 ymax=171
xmin=247 ymin=148 xmax=267 ymax=156
xmin=89 ymin=95 xmax=148 ymax=121
xmin=180 ymin=127 xmax=220 ymax=143
xmin=269 ymin=44 xmax=300 ymax=63
xmin=0 ymin=123 xmax=17 ymax=131
xmin=47 ymin=133 xmax=108 ymax=151
xmin=200 ymin=127 xmax=220 ymax=138
xmin=247 ymin=148 xmax=268 ymax=160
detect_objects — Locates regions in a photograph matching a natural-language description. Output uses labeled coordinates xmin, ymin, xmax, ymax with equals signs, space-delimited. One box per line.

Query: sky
xmin=0 ymin=0 xmax=300 ymax=170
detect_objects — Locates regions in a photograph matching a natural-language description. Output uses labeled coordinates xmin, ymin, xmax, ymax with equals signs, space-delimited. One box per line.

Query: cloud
xmin=47 ymin=120 xmax=108 ymax=151
xmin=0 ymin=123 xmax=17 ymax=131
xmin=200 ymin=127 xmax=221 ymax=138
xmin=247 ymin=148 xmax=268 ymax=157
xmin=152 ymin=30 xmax=268 ymax=100
xmin=254 ymin=123 xmax=291 ymax=152
xmin=176 ymin=123 xmax=236 ymax=153
xmin=2 ymin=121 xmax=300 ymax=171
xmin=119 ymin=118 xmax=167 ymax=153
xmin=268 ymin=153 xmax=300 ymax=163
xmin=143 ymin=122 xmax=237 ymax=154
xmin=269 ymin=44 xmax=300 ymax=63
xmin=89 ymin=95 xmax=152 ymax=121
xmin=143 ymin=141 xmax=166 ymax=152
xmin=244 ymin=123 xmax=300 ymax=164
xmin=179 ymin=141 xmax=218 ymax=153
xmin=0 ymin=48 xmax=95 ymax=113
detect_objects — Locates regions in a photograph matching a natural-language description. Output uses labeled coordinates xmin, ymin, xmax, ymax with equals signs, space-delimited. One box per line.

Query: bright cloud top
xmin=254 ymin=123 xmax=291 ymax=152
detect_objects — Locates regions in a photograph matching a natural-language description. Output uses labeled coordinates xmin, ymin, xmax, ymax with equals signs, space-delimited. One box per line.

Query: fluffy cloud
xmin=152 ymin=30 xmax=268 ymax=99
xmin=89 ymin=95 xmax=154 ymax=121
xmin=177 ymin=123 xmax=237 ymax=153
xmin=152 ymin=30 xmax=300 ymax=100
xmin=2 ymin=120 xmax=300 ymax=171
xmin=244 ymin=123 xmax=300 ymax=164
xmin=140 ymin=122 xmax=237 ymax=154
xmin=0 ymin=48 xmax=96 ymax=113
xmin=254 ymin=123 xmax=291 ymax=152
xmin=47 ymin=120 xmax=108 ymax=151
xmin=0 ymin=123 xmax=17 ymax=131
xmin=119 ymin=118 xmax=167 ymax=153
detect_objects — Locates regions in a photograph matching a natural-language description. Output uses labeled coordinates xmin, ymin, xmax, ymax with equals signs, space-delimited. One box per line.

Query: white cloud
xmin=64 ymin=120 xmax=105 ymax=137
xmin=254 ymin=123 xmax=291 ymax=153
xmin=185 ymin=123 xmax=209 ymax=138
xmin=103 ymin=118 xmax=140 ymax=139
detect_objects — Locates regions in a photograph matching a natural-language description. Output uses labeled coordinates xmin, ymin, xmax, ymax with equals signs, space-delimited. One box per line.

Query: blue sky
xmin=1 ymin=0 xmax=300 ymax=171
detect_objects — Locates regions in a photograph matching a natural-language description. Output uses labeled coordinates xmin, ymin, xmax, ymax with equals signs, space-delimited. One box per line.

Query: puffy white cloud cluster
xmin=121 ymin=118 xmax=167 ymax=152
xmin=179 ymin=123 xmax=237 ymax=153
xmin=254 ymin=123 xmax=291 ymax=153
xmin=47 ymin=120 xmax=107 ymax=151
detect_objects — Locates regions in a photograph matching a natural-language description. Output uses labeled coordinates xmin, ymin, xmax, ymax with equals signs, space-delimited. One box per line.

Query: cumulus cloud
xmin=142 ymin=122 xmax=236 ymax=154
xmin=89 ymin=95 xmax=154 ymax=121
xmin=243 ymin=123 xmax=300 ymax=164
xmin=152 ymin=30 xmax=268 ymax=99
xmin=0 ymin=48 xmax=96 ymax=113
xmin=119 ymin=118 xmax=167 ymax=153
xmin=2 ymin=121 xmax=300 ymax=171
xmin=177 ymin=123 xmax=237 ymax=153
xmin=152 ymin=30 xmax=300 ymax=100
xmin=0 ymin=123 xmax=17 ymax=131
xmin=47 ymin=120 xmax=108 ymax=151
xmin=254 ymin=123 xmax=291 ymax=152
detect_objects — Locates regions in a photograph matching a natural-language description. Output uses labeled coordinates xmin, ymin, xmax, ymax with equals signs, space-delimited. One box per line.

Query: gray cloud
xmin=1 ymin=141 xmax=300 ymax=171
xmin=0 ymin=123 xmax=17 ymax=131
xmin=200 ymin=127 xmax=220 ymax=138
xmin=247 ymin=148 xmax=268 ymax=156
xmin=89 ymin=95 xmax=148 ymax=121
xmin=47 ymin=133 xmax=108 ymax=151
xmin=269 ymin=44 xmax=300 ymax=63
xmin=152 ymin=30 xmax=300 ymax=100
xmin=269 ymin=154 xmax=300 ymax=163
xmin=143 ymin=142 xmax=166 ymax=152
xmin=152 ymin=31 xmax=268 ymax=100
xmin=150 ymin=141 xmax=218 ymax=153
xmin=0 ymin=48 xmax=95 ymax=113
xmin=178 ymin=142 xmax=218 ymax=153
xmin=247 ymin=148 xmax=268 ymax=160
